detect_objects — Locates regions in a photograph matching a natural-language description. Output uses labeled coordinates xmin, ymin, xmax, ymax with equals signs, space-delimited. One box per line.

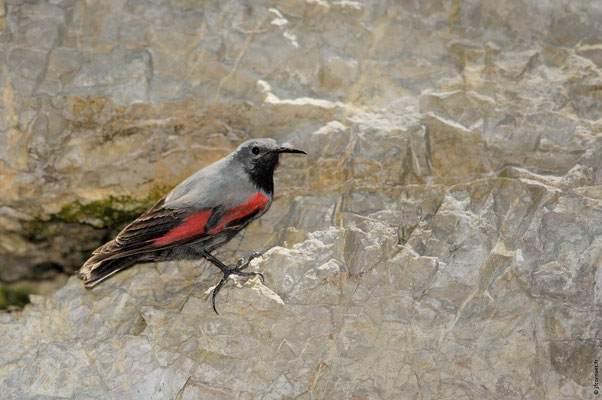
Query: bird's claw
xmin=238 ymin=270 xmax=264 ymax=284
xmin=236 ymin=251 xmax=263 ymax=270
xmin=210 ymin=252 xmax=265 ymax=314
xmin=211 ymin=276 xmax=228 ymax=315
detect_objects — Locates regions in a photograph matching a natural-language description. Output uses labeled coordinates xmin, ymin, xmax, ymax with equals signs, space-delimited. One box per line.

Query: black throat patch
xmin=245 ymin=153 xmax=279 ymax=194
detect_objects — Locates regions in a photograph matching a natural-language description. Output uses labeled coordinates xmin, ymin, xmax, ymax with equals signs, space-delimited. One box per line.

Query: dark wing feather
xmin=79 ymin=192 xmax=270 ymax=285
xmin=89 ymin=197 xmax=207 ymax=261
xmin=79 ymin=197 xmax=213 ymax=285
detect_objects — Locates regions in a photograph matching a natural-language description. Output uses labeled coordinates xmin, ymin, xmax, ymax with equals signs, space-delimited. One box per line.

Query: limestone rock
xmin=0 ymin=0 xmax=601 ymax=398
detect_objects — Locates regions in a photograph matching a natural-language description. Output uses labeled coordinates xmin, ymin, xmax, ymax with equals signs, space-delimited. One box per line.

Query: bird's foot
xmin=209 ymin=252 xmax=264 ymax=315
xmin=236 ymin=251 xmax=263 ymax=271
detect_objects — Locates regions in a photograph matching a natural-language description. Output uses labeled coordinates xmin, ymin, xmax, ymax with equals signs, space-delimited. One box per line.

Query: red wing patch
xmin=208 ymin=193 xmax=269 ymax=234
xmin=150 ymin=193 xmax=268 ymax=246
xmin=152 ymin=211 xmax=211 ymax=245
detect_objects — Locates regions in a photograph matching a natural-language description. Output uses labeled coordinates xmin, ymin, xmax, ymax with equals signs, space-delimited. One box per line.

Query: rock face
xmin=0 ymin=0 xmax=601 ymax=398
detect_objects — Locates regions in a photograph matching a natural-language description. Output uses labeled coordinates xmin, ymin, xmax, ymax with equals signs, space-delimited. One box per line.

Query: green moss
xmin=20 ymin=185 xmax=173 ymax=237
xmin=53 ymin=195 xmax=152 ymax=227
xmin=0 ymin=285 xmax=31 ymax=309
xmin=52 ymin=186 xmax=171 ymax=228
xmin=21 ymin=220 xmax=60 ymax=242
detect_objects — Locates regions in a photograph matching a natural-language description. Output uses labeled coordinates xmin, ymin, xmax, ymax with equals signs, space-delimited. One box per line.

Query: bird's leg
xmin=202 ymin=250 xmax=264 ymax=314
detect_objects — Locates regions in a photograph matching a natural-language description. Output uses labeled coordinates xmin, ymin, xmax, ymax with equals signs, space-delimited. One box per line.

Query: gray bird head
xmin=233 ymin=138 xmax=306 ymax=194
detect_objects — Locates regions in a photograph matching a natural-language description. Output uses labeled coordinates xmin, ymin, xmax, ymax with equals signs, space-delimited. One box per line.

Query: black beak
xmin=276 ymin=146 xmax=306 ymax=155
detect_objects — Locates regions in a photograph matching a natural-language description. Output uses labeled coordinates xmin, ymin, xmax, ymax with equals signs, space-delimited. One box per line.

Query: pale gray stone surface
xmin=0 ymin=0 xmax=601 ymax=399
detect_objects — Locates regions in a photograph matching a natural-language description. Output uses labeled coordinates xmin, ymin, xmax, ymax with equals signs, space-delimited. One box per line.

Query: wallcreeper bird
xmin=78 ymin=138 xmax=306 ymax=314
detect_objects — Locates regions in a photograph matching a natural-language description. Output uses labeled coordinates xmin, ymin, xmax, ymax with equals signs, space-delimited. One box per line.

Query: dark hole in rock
xmin=33 ymin=261 xmax=65 ymax=277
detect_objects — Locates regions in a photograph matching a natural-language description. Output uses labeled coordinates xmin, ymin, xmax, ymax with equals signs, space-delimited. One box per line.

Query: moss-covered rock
xmin=53 ymin=186 xmax=170 ymax=228
xmin=0 ymin=285 xmax=31 ymax=309
xmin=21 ymin=221 xmax=62 ymax=242
xmin=54 ymin=195 xmax=154 ymax=228
xmin=2 ymin=187 xmax=172 ymax=283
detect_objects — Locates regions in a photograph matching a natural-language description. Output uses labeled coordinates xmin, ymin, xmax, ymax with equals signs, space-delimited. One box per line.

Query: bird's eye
xmin=252 ymin=146 xmax=260 ymax=155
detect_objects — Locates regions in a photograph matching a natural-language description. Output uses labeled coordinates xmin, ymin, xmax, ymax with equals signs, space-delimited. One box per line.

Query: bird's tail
xmin=78 ymin=254 xmax=139 ymax=287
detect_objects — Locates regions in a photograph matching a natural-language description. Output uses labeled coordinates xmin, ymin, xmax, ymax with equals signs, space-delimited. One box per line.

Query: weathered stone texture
xmin=0 ymin=0 xmax=600 ymax=399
